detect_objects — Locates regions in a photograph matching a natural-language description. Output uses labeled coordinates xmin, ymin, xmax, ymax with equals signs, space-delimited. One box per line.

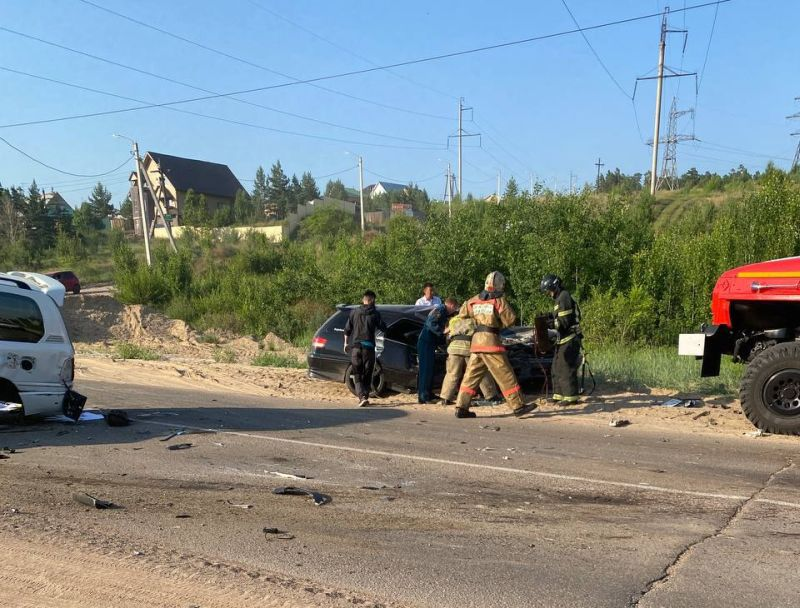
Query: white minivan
xmin=0 ymin=272 xmax=83 ymax=418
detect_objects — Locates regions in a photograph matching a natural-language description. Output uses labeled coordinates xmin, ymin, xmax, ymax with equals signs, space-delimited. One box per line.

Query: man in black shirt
xmin=344 ymin=290 xmax=387 ymax=407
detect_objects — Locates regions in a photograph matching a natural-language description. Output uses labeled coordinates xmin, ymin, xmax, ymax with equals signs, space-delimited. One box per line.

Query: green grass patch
xmin=588 ymin=345 xmax=742 ymax=396
xmin=115 ymin=342 xmax=161 ymax=361
xmin=212 ymin=348 xmax=237 ymax=363
xmin=251 ymin=352 xmax=307 ymax=369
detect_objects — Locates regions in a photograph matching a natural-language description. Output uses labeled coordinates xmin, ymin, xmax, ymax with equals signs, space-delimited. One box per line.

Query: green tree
xmin=233 ymin=189 xmax=254 ymax=224
xmin=182 ymin=189 xmax=209 ymax=226
xmin=300 ymin=171 xmax=320 ymax=202
xmin=324 ymin=179 xmax=348 ymax=200
xmin=252 ymin=166 xmax=268 ymax=219
xmin=298 ymin=207 xmax=356 ymax=241
xmin=87 ymin=182 xmax=113 ymax=228
xmin=289 ymin=173 xmax=302 ymax=214
xmin=24 ymin=180 xmax=55 ymax=255
xmin=503 ymin=177 xmax=519 ymax=201
xmin=267 ymin=160 xmax=290 ymax=219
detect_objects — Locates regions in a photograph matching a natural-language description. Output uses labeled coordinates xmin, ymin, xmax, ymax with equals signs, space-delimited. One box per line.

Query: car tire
xmin=345 ymin=362 xmax=386 ymax=398
xmin=740 ymin=342 xmax=800 ymax=435
xmin=73 ymin=286 xmax=81 ymax=295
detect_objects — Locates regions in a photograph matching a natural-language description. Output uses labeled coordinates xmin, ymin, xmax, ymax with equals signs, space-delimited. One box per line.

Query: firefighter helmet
xmin=484 ymin=271 xmax=506 ymax=293
xmin=540 ymin=274 xmax=562 ymax=295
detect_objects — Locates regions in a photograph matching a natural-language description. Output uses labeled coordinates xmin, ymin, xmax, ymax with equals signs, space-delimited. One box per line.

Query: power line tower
xmin=447 ymin=98 xmax=480 ymax=199
xmin=594 ymin=157 xmax=604 ymax=190
xmin=655 ymin=97 xmax=696 ymax=190
xmin=634 ymin=6 xmax=696 ymax=195
xmin=789 ymin=97 xmax=800 ymax=172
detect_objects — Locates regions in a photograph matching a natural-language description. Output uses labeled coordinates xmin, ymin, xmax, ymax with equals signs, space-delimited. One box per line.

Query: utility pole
xmin=594 ymin=157 xmax=605 ymax=190
xmin=358 ymin=156 xmax=365 ymax=234
xmin=656 ymin=97 xmax=696 ymax=190
xmin=569 ymin=171 xmax=576 ymax=195
xmin=448 ymin=98 xmax=479 ymax=200
xmin=444 ymin=162 xmax=453 ymax=218
xmin=132 ymin=140 xmax=152 ymax=267
xmin=789 ymin=97 xmax=800 ymax=172
xmin=496 ymin=169 xmax=501 ymax=203
xmin=635 ymin=6 xmax=695 ymax=195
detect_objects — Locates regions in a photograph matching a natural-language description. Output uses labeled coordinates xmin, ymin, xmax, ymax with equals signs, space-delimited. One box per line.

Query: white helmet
xmin=484 ymin=271 xmax=505 ymax=293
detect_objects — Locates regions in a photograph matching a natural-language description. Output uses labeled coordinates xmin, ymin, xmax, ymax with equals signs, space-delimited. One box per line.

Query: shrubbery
xmin=111 ymin=167 xmax=800 ymax=348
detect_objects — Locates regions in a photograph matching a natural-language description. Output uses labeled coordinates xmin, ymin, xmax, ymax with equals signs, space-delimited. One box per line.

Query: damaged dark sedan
xmin=307 ymin=305 xmax=552 ymax=397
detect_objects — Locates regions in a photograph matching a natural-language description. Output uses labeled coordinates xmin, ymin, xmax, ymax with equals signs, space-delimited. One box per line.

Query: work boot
xmin=439 ymin=399 xmax=454 ymax=406
xmin=358 ymin=398 xmax=370 ymax=407
xmin=455 ymin=409 xmax=477 ymax=419
xmin=513 ymin=402 xmax=539 ymax=418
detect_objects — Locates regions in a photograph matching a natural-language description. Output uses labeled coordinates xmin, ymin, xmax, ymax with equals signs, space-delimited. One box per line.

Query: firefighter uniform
xmin=455 ymin=272 xmax=525 ymax=414
xmin=439 ymin=316 xmax=498 ymax=403
xmin=552 ymin=288 xmax=582 ymax=403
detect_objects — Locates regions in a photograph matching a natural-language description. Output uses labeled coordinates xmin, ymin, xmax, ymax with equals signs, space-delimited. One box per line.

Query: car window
xmin=384 ymin=318 xmax=423 ymax=345
xmin=0 ymin=292 xmax=45 ymax=343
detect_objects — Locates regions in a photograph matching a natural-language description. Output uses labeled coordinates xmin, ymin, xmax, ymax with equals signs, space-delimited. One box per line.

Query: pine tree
xmin=300 ymin=171 xmax=320 ymax=202
xmin=324 ymin=178 xmax=347 ymax=200
xmin=24 ymin=180 xmax=55 ymax=253
xmin=252 ymin=166 xmax=268 ymax=218
xmin=503 ymin=177 xmax=519 ymax=201
xmin=87 ymin=182 xmax=113 ymax=227
xmin=234 ymin=189 xmax=254 ymax=224
xmin=182 ymin=188 xmax=209 ymax=226
xmin=288 ymin=174 xmax=301 ymax=214
xmin=267 ymin=161 xmax=290 ymax=219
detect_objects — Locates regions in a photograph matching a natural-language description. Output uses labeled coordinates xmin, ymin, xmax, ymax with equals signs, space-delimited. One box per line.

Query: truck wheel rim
xmin=763 ymin=370 xmax=800 ymax=416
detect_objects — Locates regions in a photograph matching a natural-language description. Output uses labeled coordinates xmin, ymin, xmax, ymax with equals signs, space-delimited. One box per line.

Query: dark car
xmin=307 ymin=304 xmax=553 ymax=396
xmin=47 ymin=270 xmax=81 ymax=295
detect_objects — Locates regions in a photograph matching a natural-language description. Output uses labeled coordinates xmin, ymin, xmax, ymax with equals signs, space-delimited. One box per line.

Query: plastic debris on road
xmin=46 ymin=410 xmax=105 ymax=424
xmin=262 ymin=526 xmax=294 ymax=540
xmin=167 ymin=442 xmax=193 ymax=450
xmin=609 ymin=419 xmax=631 ymax=428
xmin=272 ymin=486 xmax=331 ymax=506
xmin=660 ymin=398 xmax=701 ymax=408
xmin=268 ymin=471 xmax=312 ymax=480
xmin=73 ymin=492 xmax=119 ymax=509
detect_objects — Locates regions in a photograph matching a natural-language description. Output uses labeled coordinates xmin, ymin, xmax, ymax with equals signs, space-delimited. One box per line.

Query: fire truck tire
xmin=740 ymin=342 xmax=800 ymax=435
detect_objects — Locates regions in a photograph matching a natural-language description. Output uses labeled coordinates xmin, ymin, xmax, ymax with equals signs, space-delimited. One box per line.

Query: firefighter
xmin=540 ymin=274 xmax=582 ymax=404
xmin=439 ymin=303 xmax=500 ymax=405
xmin=343 ymin=290 xmax=387 ymax=407
xmin=454 ymin=271 xmax=538 ymax=419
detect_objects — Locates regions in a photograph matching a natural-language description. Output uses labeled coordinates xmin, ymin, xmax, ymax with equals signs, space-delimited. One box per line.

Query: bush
xmin=212 ymin=348 xmax=237 ymax=363
xmin=115 ymin=342 xmax=160 ymax=360
xmin=115 ymin=265 xmax=170 ymax=305
xmin=251 ymin=352 xmax=306 ymax=369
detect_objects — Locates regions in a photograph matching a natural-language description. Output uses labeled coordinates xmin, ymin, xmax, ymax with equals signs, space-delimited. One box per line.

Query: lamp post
xmin=114 ymin=134 xmax=151 ymax=266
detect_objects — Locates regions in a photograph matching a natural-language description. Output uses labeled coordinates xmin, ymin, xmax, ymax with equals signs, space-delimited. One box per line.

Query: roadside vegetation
xmin=114 ymin=342 xmax=160 ymax=361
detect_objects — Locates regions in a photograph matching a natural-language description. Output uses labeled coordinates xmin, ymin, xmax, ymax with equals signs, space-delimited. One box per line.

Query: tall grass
xmin=588 ymin=344 xmax=742 ymax=396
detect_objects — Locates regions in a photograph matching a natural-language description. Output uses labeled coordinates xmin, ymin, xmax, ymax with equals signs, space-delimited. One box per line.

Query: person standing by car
xmin=415 ymin=282 xmax=442 ymax=307
xmin=343 ymin=290 xmax=387 ymax=407
xmin=541 ymin=274 xmax=582 ymax=405
xmin=454 ymin=272 xmax=538 ymax=419
xmin=417 ymin=297 xmax=458 ymax=403
xmin=439 ymin=305 xmax=501 ymax=406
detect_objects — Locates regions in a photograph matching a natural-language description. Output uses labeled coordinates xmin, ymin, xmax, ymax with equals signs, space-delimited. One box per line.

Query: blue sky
xmin=0 ymin=0 xmax=797 ymax=207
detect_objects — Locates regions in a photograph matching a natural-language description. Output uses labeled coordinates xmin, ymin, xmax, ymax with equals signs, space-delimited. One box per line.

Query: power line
xmin=365 ymin=169 xmax=442 ymax=185
xmin=0 ymin=65 xmax=446 ymax=151
xmin=0 ymin=31 xmax=442 ymax=146
xmin=559 ymin=0 xmax=633 ymax=99
xmin=697 ymin=0 xmax=720 ymax=91
xmin=470 ymin=118 xmax=530 ymax=174
xmin=244 ymin=0 xmax=458 ymax=101
xmin=1 ymin=1 xmax=730 ymax=131
xmin=685 ymin=139 xmax=794 ymax=162
xmin=0 ymin=135 xmax=132 ymax=177
xmin=75 ymin=0 xmax=453 ymax=121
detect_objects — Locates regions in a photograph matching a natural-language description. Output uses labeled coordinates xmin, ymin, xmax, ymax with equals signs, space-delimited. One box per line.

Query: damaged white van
xmin=0 ymin=272 xmax=85 ymax=419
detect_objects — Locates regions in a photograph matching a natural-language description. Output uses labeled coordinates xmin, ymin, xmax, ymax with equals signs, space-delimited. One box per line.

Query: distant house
xmin=343 ymin=188 xmax=362 ymax=204
xmin=43 ymin=191 xmax=73 ymax=219
xmin=366 ymin=181 xmax=407 ymax=199
xmin=129 ymin=151 xmax=244 ymax=235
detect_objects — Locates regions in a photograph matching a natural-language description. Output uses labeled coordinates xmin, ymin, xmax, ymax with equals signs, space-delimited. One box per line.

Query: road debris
xmin=747 ymin=429 xmax=768 ymax=438
xmin=479 ymin=425 xmax=501 ymax=431
xmin=272 ymin=486 xmax=331 ymax=506
xmin=160 ymin=430 xmax=186 ymax=441
xmin=105 ymin=410 xmax=130 ymax=427
xmin=692 ymin=411 xmax=710 ymax=420
xmin=73 ymin=492 xmax=119 ymax=509
xmin=262 ymin=526 xmax=294 ymax=540
xmin=609 ymin=419 xmax=630 ymax=428
xmin=268 ymin=471 xmax=313 ymax=480
xmin=46 ymin=410 xmax=104 ymax=424
xmin=175 ymin=514 xmax=192 ymax=518
xmin=167 ymin=443 xmax=193 ymax=450
xmin=226 ymin=501 xmax=253 ymax=509
xmin=660 ymin=398 xmax=701 ymax=408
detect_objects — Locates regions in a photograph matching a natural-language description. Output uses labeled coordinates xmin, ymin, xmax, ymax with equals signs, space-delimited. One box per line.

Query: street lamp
xmin=113 ymin=134 xmax=151 ymax=266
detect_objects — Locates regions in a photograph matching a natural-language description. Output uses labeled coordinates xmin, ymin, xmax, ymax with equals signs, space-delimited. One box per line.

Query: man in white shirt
xmin=415 ymin=282 xmax=443 ymax=307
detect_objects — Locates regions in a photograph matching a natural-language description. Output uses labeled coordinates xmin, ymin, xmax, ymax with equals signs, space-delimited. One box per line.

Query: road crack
xmin=629 ymin=459 xmax=794 ymax=607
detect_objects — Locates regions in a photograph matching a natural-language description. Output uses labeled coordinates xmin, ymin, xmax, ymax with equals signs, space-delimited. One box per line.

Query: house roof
xmin=145 ymin=151 xmax=244 ymax=199
xmin=374 ymin=181 xmax=406 ymax=192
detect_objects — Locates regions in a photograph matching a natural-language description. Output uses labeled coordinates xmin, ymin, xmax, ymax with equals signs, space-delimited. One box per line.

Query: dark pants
xmin=553 ymin=337 xmax=581 ymax=402
xmin=351 ymin=345 xmax=376 ymax=399
xmin=417 ymin=331 xmax=436 ymax=402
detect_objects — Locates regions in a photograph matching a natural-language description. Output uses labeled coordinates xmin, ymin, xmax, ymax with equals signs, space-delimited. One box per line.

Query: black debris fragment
xmin=106 ymin=410 xmax=130 ymax=427
xmin=272 ymin=486 xmax=331 ymax=506
xmin=263 ymin=526 xmax=294 ymax=540
xmin=73 ymin=492 xmax=119 ymax=509
xmin=167 ymin=443 xmax=193 ymax=450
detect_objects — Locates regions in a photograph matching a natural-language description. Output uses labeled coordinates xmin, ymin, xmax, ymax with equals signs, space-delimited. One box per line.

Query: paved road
xmin=1 ymin=379 xmax=799 ymax=607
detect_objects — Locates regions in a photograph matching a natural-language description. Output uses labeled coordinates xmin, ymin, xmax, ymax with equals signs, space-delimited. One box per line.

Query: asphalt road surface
xmin=1 ymin=378 xmax=799 ymax=607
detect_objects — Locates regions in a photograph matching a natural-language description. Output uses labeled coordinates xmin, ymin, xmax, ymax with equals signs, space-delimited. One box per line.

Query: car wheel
xmin=345 ymin=362 xmax=386 ymax=398
xmin=740 ymin=342 xmax=800 ymax=435
xmin=72 ymin=286 xmax=81 ymax=295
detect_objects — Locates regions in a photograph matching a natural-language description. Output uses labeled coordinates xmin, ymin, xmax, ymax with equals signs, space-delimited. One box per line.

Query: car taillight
xmin=312 ymin=337 xmax=328 ymax=350
xmin=60 ymin=356 xmax=74 ymax=382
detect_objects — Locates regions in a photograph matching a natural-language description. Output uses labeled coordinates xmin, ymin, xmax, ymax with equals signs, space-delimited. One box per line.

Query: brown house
xmin=129 ymin=151 xmax=244 ymax=235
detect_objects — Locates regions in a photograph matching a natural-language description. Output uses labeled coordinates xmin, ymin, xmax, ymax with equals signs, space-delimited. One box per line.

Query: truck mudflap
xmin=678 ymin=325 xmax=732 ymax=378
